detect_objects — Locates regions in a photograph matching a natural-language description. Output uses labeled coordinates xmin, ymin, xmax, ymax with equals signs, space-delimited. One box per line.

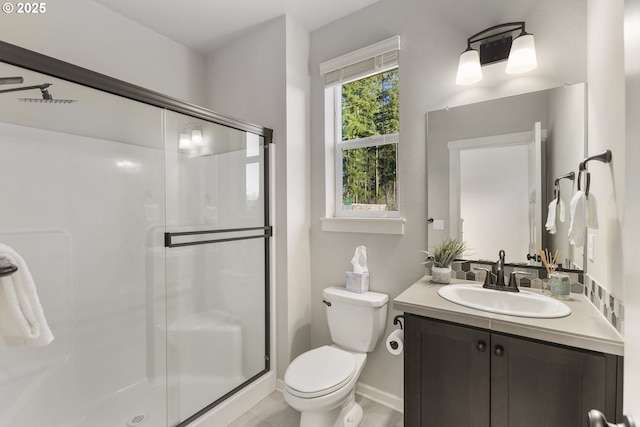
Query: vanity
xmin=394 ymin=276 xmax=624 ymax=427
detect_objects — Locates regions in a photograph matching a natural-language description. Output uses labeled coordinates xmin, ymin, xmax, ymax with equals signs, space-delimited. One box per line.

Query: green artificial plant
xmin=421 ymin=238 xmax=468 ymax=268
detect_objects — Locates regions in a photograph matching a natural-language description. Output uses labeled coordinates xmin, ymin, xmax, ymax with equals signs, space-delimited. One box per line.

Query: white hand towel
xmin=558 ymin=198 xmax=566 ymax=223
xmin=545 ymin=199 xmax=558 ymax=234
xmin=586 ymin=193 xmax=599 ymax=229
xmin=568 ymin=191 xmax=586 ymax=247
xmin=0 ymin=244 xmax=54 ymax=347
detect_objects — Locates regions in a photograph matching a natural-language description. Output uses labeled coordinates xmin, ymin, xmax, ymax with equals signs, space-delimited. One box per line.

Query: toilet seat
xmin=284 ymin=345 xmax=356 ymax=398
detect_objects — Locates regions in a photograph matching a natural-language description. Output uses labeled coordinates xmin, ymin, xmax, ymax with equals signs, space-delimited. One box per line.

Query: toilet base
xmin=298 ymin=390 xmax=363 ymax=427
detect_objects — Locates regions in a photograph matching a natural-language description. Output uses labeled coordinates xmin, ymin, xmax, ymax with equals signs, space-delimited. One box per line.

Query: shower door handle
xmin=588 ymin=410 xmax=636 ymax=427
xmin=164 ymin=226 xmax=272 ymax=248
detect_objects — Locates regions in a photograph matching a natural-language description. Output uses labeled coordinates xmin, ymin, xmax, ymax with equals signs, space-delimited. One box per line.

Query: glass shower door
xmin=164 ymin=111 xmax=270 ymax=426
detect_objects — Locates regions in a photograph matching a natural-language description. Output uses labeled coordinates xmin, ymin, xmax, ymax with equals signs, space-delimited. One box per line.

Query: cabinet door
xmin=405 ymin=314 xmax=491 ymax=427
xmin=491 ymin=333 xmax=619 ymax=427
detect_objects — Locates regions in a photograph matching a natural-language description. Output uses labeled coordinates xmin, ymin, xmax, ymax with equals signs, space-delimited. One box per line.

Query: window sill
xmin=320 ymin=217 xmax=405 ymax=235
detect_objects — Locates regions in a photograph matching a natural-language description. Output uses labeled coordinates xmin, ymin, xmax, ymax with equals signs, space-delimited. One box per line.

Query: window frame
xmin=319 ymin=36 xmax=404 ymax=233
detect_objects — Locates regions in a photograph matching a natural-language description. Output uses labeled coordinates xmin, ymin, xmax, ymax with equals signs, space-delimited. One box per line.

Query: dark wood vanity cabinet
xmin=404 ymin=314 xmax=623 ymax=427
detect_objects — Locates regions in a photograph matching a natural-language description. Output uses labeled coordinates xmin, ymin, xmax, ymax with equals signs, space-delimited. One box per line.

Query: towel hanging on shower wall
xmin=0 ymin=243 xmax=54 ymax=347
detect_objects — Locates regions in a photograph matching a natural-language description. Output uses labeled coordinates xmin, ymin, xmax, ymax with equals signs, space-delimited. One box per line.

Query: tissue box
xmin=346 ymin=272 xmax=369 ymax=293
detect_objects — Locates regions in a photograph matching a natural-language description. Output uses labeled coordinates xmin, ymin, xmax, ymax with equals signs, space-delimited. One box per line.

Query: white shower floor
xmin=2 ymin=369 xmax=246 ymax=427
xmin=74 ymin=379 xmax=166 ymax=427
xmin=75 ymin=375 xmax=247 ymax=427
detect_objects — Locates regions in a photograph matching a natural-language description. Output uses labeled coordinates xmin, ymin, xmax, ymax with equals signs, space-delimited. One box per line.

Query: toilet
xmin=283 ymin=286 xmax=389 ymax=427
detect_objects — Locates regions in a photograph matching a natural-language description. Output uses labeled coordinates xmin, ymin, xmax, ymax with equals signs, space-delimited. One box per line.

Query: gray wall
xmin=309 ymin=0 xmax=587 ymax=400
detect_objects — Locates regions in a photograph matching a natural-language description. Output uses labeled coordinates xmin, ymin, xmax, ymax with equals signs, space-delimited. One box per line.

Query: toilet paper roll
xmin=385 ymin=329 xmax=404 ymax=356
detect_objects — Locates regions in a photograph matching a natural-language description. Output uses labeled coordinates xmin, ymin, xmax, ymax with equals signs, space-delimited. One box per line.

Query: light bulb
xmin=456 ymin=48 xmax=482 ymax=85
xmin=506 ymin=33 xmax=537 ymax=74
xmin=179 ymin=133 xmax=192 ymax=149
xmin=191 ymin=129 xmax=203 ymax=146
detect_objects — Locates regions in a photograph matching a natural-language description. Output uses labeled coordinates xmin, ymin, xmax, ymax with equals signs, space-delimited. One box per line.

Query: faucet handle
xmin=474 ymin=267 xmax=494 ymax=288
xmin=506 ymin=271 xmax=531 ymax=292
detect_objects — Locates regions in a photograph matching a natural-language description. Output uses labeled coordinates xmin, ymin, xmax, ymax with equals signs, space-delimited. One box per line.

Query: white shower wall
xmin=0 ymin=120 xmax=167 ymax=426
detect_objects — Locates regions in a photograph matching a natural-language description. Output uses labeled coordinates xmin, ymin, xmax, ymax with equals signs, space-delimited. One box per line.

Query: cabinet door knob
xmin=494 ymin=345 xmax=505 ymax=357
xmin=476 ymin=340 xmax=487 ymax=352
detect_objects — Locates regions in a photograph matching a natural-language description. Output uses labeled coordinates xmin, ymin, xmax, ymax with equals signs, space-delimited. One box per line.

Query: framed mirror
xmin=427 ymin=83 xmax=586 ymax=268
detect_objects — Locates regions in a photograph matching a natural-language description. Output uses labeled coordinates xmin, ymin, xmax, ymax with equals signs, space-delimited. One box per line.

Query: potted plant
xmin=421 ymin=238 xmax=468 ymax=284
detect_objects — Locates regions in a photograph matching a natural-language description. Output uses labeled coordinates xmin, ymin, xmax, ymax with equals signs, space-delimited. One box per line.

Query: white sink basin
xmin=437 ymin=284 xmax=571 ymax=318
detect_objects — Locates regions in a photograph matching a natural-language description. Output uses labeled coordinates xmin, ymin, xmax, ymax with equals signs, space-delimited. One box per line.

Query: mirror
xmin=427 ymin=83 xmax=586 ymax=267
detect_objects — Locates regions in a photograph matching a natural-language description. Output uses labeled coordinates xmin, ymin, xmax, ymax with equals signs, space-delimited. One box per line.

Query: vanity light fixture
xmin=179 ymin=132 xmax=192 ymax=149
xmin=456 ymin=22 xmax=537 ymax=86
xmin=178 ymin=124 xmax=204 ymax=150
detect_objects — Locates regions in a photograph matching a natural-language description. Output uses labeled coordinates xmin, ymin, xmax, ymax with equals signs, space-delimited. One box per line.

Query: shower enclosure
xmin=0 ymin=42 xmax=273 ymax=427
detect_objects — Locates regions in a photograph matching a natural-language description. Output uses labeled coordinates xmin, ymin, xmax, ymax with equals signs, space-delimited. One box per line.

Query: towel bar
xmin=579 ymin=150 xmax=612 ymax=171
xmin=0 ymin=258 xmax=17 ymax=277
xmin=553 ymin=171 xmax=575 ymax=202
xmin=577 ymin=150 xmax=612 ymax=197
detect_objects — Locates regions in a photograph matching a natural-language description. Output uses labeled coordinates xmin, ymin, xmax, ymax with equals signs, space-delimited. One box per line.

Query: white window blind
xmin=320 ymin=36 xmax=401 ymax=87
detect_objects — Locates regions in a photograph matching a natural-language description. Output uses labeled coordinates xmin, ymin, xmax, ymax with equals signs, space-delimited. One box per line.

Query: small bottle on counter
xmin=549 ymin=271 xmax=571 ymax=299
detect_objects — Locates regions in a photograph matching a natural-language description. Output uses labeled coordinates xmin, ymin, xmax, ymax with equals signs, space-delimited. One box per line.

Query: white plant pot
xmin=431 ymin=266 xmax=452 ymax=284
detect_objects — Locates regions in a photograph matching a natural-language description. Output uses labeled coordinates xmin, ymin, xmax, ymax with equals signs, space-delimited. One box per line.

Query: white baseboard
xmin=355 ymin=382 xmax=403 ymax=414
xmin=276 ymin=378 xmax=403 ymax=414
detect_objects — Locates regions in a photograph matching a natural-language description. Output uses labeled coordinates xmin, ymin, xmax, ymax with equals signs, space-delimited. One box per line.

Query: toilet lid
xmin=285 ymin=346 xmax=356 ymax=398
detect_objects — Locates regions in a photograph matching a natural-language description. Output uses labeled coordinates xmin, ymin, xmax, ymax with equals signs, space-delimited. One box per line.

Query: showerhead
xmin=0 ymin=76 xmax=24 ymax=85
xmin=19 ymin=88 xmax=77 ymax=103
xmin=0 ymin=82 xmax=77 ymax=103
xmin=18 ymin=97 xmax=77 ymax=104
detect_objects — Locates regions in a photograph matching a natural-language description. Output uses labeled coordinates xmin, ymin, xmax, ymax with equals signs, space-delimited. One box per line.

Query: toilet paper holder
xmin=387 ymin=316 xmax=405 ymax=354
xmin=393 ymin=315 xmax=404 ymax=330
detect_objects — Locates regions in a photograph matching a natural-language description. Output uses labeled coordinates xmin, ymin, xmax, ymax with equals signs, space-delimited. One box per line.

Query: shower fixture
xmin=0 ymin=76 xmax=24 ymax=85
xmin=0 ymin=82 xmax=77 ymax=103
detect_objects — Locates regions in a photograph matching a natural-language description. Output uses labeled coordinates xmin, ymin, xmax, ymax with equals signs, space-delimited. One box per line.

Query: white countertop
xmin=393 ymin=276 xmax=624 ymax=356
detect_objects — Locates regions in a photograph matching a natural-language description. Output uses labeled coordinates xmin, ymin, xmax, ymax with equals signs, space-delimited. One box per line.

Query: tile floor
xmin=228 ymin=390 xmax=404 ymax=427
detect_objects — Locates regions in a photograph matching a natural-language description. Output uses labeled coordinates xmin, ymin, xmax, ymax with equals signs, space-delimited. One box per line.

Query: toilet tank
xmin=322 ymin=286 xmax=389 ymax=353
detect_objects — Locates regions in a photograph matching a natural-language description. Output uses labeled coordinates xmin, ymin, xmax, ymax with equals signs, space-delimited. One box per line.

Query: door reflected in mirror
xmin=450 ymin=123 xmax=542 ymax=261
xmin=427 ymin=83 xmax=586 ymax=268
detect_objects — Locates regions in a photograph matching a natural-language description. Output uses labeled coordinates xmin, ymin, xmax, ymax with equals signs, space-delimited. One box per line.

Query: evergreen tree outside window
xmin=337 ymin=69 xmax=399 ymax=216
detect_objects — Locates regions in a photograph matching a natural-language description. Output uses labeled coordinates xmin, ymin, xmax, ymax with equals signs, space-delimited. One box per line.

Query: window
xmin=338 ymin=70 xmax=399 ymax=216
xmin=321 ymin=36 xmax=401 ymax=220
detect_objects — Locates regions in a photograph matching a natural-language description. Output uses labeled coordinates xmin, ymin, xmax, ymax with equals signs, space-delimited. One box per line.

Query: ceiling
xmin=93 ymin=0 xmax=384 ymax=54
